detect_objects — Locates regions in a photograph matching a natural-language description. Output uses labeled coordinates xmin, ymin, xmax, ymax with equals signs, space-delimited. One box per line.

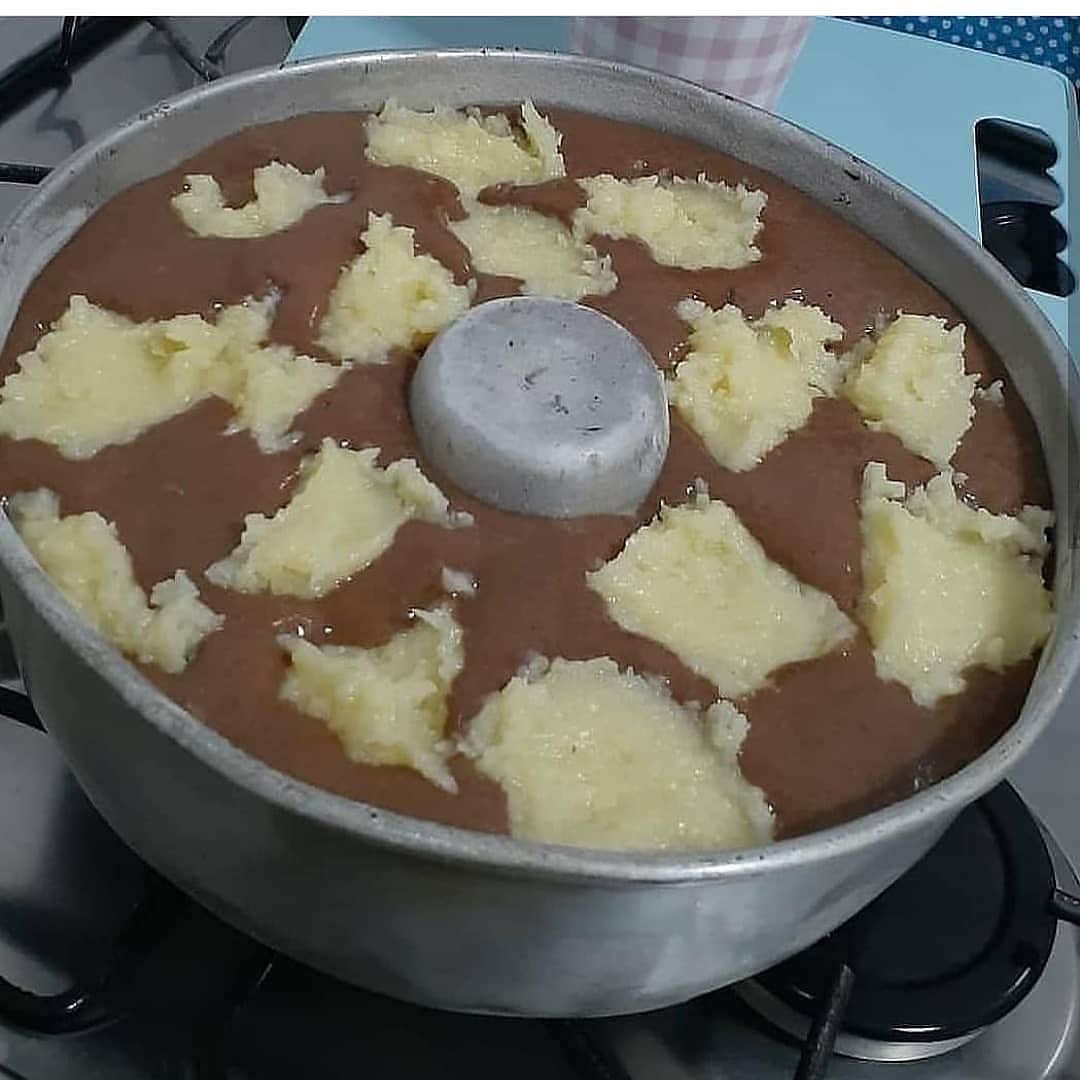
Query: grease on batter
xmin=574 ymin=173 xmax=766 ymax=270
xmin=207 ymin=438 xmax=459 ymax=599
xmin=588 ymin=497 xmax=855 ymax=698
xmin=449 ymin=201 xmax=617 ymax=300
xmin=843 ymin=314 xmax=977 ymax=468
xmin=280 ymin=606 xmax=464 ymax=792
xmin=441 ymin=566 xmax=477 ymax=597
xmin=8 ymin=488 xmax=222 ymax=673
xmin=461 ymin=656 xmax=773 ymax=850
xmin=365 ymin=99 xmax=565 ymax=198
xmin=860 ymin=462 xmax=1052 ymax=707
xmin=172 ymin=161 xmax=337 ymax=238
xmin=0 ymin=294 xmax=341 ymax=457
xmin=318 ymin=212 xmax=474 ymax=363
xmin=669 ymin=298 xmax=846 ymax=472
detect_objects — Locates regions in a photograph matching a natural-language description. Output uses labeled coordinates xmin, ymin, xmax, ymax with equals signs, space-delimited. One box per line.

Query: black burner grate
xmin=0 ymin=17 xmax=137 ymax=130
xmin=0 ymin=16 xmax=296 ymax=188
xmin=750 ymin=782 xmax=1080 ymax=1077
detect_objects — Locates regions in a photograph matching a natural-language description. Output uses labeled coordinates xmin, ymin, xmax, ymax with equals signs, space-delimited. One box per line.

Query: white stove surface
xmin=0 ymin=17 xmax=1078 ymax=1080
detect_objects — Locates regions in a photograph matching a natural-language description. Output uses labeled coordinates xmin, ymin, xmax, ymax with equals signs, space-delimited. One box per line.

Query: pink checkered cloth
xmin=569 ymin=17 xmax=811 ymax=111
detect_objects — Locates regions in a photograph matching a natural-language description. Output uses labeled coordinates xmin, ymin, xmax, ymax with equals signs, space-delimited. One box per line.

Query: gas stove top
xmin=1 ymin=692 xmax=1078 ymax=1080
xmin=0 ymin=17 xmax=1078 ymax=1080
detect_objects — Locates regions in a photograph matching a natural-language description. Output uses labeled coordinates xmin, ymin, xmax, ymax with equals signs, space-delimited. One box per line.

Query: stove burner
xmin=743 ymin=782 xmax=1068 ymax=1064
xmin=737 ymin=977 xmax=982 ymax=1063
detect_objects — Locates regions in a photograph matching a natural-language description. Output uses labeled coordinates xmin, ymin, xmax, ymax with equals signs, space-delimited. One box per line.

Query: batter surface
xmin=0 ymin=108 xmax=1050 ymax=839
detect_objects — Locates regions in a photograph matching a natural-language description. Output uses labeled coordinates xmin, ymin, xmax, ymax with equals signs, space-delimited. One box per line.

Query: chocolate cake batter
xmin=0 ymin=108 xmax=1050 ymax=840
